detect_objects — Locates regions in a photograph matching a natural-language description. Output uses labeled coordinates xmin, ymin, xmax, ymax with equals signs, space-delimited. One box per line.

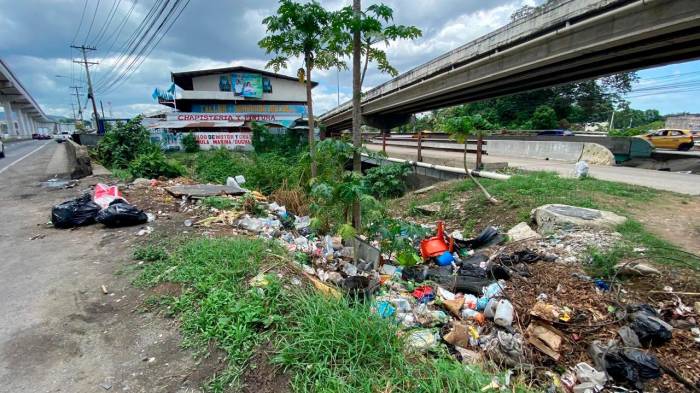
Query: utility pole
xmin=71 ymin=45 xmax=100 ymax=132
xmin=70 ymin=102 xmax=77 ymax=120
xmin=69 ymin=85 xmax=84 ymax=121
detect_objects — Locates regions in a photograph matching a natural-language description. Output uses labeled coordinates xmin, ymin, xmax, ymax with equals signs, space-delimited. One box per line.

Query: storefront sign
xmin=191 ymin=103 xmax=307 ymax=115
xmin=166 ymin=112 xmax=301 ymax=128
xmin=150 ymin=130 xmax=252 ymax=151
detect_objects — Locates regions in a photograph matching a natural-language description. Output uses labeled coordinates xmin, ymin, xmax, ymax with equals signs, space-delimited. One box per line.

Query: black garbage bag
xmin=454 ymin=226 xmax=502 ymax=250
xmin=52 ymin=193 xmax=101 ymax=228
xmin=623 ymin=349 xmax=662 ymax=380
xmin=605 ymin=348 xmax=662 ymax=387
xmin=627 ymin=305 xmax=673 ymax=346
xmin=96 ymin=202 xmax=148 ymax=227
xmin=605 ymin=351 xmax=639 ymax=385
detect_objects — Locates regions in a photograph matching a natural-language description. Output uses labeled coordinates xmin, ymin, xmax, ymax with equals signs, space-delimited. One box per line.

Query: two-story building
xmin=150 ymin=65 xmax=316 ymax=151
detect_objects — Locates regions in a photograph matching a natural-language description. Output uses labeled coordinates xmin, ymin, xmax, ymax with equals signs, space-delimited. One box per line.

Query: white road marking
xmin=0 ymin=141 xmax=51 ymax=175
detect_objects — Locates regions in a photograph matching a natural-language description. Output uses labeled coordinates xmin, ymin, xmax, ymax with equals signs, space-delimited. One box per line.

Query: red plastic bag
xmin=94 ymin=183 xmax=126 ymax=209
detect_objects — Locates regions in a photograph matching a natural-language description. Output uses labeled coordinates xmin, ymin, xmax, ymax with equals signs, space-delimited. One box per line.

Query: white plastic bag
xmin=575 ymin=160 xmax=589 ymax=179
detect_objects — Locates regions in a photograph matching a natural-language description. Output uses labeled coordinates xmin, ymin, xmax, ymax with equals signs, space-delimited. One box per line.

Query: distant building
xmin=150 ymin=66 xmax=316 ymax=151
xmin=665 ymin=115 xmax=700 ymax=130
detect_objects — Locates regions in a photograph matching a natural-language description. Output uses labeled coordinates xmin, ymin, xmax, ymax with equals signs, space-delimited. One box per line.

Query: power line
xmin=100 ymin=0 xmax=188 ymax=94
xmin=83 ymin=0 xmax=102 ymax=45
xmin=93 ymin=0 xmax=164 ymax=90
xmin=71 ymin=0 xmax=89 ymax=45
xmin=99 ymin=0 xmax=139 ymax=58
xmin=92 ymin=0 xmax=123 ymax=47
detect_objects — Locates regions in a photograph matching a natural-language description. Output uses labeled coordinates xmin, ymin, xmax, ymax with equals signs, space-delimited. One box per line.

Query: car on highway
xmin=54 ymin=132 xmax=72 ymax=143
xmin=537 ymin=129 xmax=574 ymax=136
xmin=0 ymin=139 xmax=4 ymax=158
xmin=636 ymin=129 xmax=695 ymax=151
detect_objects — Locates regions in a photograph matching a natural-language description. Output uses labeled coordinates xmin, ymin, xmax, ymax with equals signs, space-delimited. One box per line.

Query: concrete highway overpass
xmin=0 ymin=58 xmax=54 ymax=137
xmin=320 ymin=0 xmax=700 ymax=132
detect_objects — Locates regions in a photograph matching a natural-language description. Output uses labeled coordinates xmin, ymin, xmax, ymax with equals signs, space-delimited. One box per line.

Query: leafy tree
xmin=336 ymin=0 xmax=421 ymax=229
xmin=258 ymin=0 xmax=346 ymax=178
xmin=181 ymin=132 xmax=199 ymax=153
xmin=531 ymin=105 xmax=558 ymax=129
xmin=96 ymin=116 xmax=151 ymax=169
xmin=441 ymin=114 xmax=498 ymax=204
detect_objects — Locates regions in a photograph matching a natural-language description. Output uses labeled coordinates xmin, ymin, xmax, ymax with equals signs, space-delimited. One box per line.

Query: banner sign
xmin=150 ymin=130 xmax=252 ymax=151
xmin=192 ymin=103 xmax=307 ymax=115
xmin=219 ymin=72 xmax=264 ymax=98
xmin=166 ymin=112 xmax=302 ymax=128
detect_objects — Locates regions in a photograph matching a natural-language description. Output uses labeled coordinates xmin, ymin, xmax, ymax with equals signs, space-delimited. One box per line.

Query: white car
xmin=54 ymin=132 xmax=71 ymax=143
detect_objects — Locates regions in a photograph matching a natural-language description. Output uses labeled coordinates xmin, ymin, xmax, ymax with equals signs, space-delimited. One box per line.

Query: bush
xmin=531 ymin=105 xmax=559 ymax=130
xmin=96 ymin=116 xmax=151 ymax=169
xmin=128 ymin=148 xmax=184 ymax=179
xmin=363 ymin=163 xmax=411 ymax=199
xmin=181 ymin=132 xmax=199 ymax=153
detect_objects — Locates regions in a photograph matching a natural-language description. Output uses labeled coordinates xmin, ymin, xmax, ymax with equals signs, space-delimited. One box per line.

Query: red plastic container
xmin=420 ymin=221 xmax=453 ymax=259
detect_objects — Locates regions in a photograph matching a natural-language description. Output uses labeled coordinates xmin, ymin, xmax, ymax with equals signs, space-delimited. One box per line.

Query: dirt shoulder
xmin=0 ymin=145 xmax=209 ymax=393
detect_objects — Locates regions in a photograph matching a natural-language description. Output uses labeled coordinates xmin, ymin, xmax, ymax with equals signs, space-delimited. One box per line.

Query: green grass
xmin=201 ymin=196 xmax=239 ymax=210
xmin=134 ymin=237 xmax=283 ymax=390
xmin=134 ymin=236 xmax=527 ymax=392
xmin=438 ymin=171 xmax=700 ymax=272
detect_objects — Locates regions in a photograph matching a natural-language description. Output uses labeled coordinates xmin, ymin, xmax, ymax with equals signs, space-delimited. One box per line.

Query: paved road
xmin=0 ymin=139 xmax=52 ymax=174
xmin=0 ymin=143 xmax=201 ymax=392
xmin=368 ymin=145 xmax=700 ymax=195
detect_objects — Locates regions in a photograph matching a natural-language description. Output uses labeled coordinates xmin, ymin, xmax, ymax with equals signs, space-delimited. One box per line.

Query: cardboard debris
xmin=526 ymin=322 xmax=564 ymax=361
xmin=165 ymin=184 xmax=246 ymax=198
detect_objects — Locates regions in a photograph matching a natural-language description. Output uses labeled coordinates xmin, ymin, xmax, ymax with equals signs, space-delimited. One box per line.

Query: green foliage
xmin=127 ymin=147 xmax=184 ymax=179
xmin=133 ymin=244 xmax=168 ymax=262
xmin=96 ymin=116 xmax=151 ymax=169
xmin=251 ymin=122 xmax=305 ymax=156
xmin=424 ymin=72 xmax=639 ymax=131
xmin=609 ymin=120 xmax=665 ymax=136
xmin=190 ymin=148 xmax=303 ymax=194
xmin=135 ymin=237 xmax=283 ymax=390
xmin=201 ymin=196 xmax=238 ymax=210
xmin=275 ymin=291 xmax=502 ymax=393
xmin=367 ymin=217 xmax=429 ymax=262
xmin=530 ymin=105 xmax=559 ymax=129
xmin=181 ymin=132 xmax=199 ymax=153
xmin=334 ymin=3 xmax=421 ymax=85
xmin=363 ymin=163 xmax=411 ymax=199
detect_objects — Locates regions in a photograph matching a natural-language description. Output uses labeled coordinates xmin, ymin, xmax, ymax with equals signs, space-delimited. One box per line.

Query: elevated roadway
xmin=320 ymin=0 xmax=700 ymax=132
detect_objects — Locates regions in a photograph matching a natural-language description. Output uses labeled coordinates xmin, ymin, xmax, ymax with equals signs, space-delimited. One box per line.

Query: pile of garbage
xmin=51 ymin=183 xmax=151 ymax=229
xmin=206 ymin=196 xmax=697 ymax=392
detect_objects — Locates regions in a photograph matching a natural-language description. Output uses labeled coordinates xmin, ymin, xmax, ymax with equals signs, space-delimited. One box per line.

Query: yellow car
xmin=637 ymin=129 xmax=695 ymax=151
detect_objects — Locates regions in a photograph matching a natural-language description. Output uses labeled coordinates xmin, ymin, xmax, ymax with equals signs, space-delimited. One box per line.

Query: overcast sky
xmin=0 ymin=0 xmax=698 ymax=119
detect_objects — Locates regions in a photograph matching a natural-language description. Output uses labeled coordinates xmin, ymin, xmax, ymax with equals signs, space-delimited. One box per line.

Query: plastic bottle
xmin=494 ymin=299 xmax=513 ymax=327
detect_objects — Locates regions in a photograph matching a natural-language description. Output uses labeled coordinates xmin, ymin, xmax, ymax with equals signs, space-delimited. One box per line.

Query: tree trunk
xmin=351 ymin=0 xmax=362 ymax=229
xmin=305 ymin=56 xmax=317 ymax=178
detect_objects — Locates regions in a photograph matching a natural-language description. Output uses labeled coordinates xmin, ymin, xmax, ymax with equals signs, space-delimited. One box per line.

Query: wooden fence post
xmin=417 ymin=131 xmax=423 ymax=162
xmin=476 ymin=135 xmax=483 ymax=169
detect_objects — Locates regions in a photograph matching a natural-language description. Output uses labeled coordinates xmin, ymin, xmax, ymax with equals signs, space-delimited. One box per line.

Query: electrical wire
xmin=98 ymin=0 xmax=139 ymax=59
xmin=101 ymin=0 xmax=189 ymax=94
xmin=99 ymin=0 xmax=189 ymax=95
xmin=71 ymin=0 xmax=89 ymax=45
xmin=101 ymin=0 xmax=189 ymax=91
xmin=83 ymin=0 xmax=102 ymax=45
xmin=93 ymin=0 xmax=165 ymax=90
xmin=92 ymin=0 xmax=123 ymax=48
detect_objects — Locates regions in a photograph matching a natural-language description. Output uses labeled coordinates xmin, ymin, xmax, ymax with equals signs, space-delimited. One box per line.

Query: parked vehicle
xmin=54 ymin=132 xmax=71 ymax=143
xmin=0 ymin=139 xmax=4 ymax=158
xmin=636 ymin=129 xmax=695 ymax=151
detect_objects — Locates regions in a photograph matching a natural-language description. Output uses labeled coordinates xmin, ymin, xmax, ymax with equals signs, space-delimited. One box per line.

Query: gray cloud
xmin=2 ymin=0 xmax=695 ymax=119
